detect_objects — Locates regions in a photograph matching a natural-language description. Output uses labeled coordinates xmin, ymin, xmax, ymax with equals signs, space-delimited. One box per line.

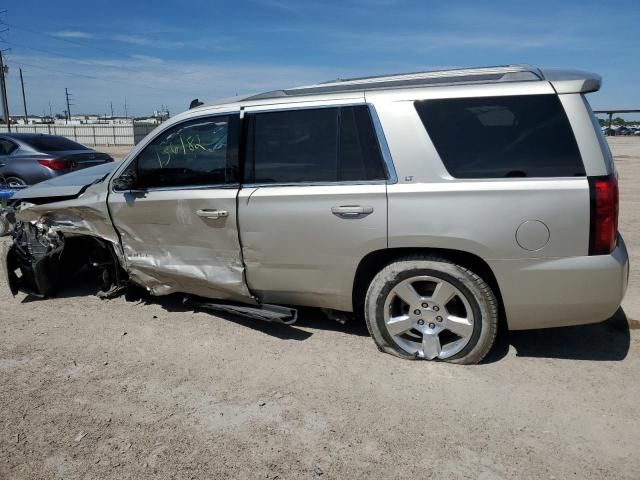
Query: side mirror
xmin=112 ymin=170 xmax=140 ymax=191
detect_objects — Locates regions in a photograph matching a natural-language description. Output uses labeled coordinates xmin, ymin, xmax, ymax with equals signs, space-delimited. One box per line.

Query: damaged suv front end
xmin=3 ymin=162 xmax=126 ymax=298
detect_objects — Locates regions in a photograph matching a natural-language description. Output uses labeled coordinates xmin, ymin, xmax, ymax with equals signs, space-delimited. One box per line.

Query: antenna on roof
xmin=189 ymin=98 xmax=204 ymax=109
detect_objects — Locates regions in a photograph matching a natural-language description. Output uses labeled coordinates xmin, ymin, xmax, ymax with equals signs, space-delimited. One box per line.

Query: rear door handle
xmin=196 ymin=209 xmax=228 ymax=219
xmin=331 ymin=205 xmax=374 ymax=218
xmin=0 ymin=163 xmax=5 ymax=167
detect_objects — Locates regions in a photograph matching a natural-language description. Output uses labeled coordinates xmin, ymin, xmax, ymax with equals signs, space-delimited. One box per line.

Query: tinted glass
xmin=22 ymin=136 xmax=88 ymax=152
xmin=0 ymin=138 xmax=18 ymax=155
xmin=137 ymin=115 xmax=238 ymax=188
xmin=247 ymin=108 xmax=338 ymax=183
xmin=339 ymin=106 xmax=387 ymax=181
xmin=244 ymin=106 xmax=386 ymax=183
xmin=414 ymin=95 xmax=585 ymax=178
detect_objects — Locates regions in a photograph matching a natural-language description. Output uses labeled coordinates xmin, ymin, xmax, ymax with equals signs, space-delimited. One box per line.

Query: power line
xmin=0 ymin=18 xmax=205 ymax=115
xmin=3 ymin=40 xmax=106 ymax=65
xmin=2 ymin=24 xmax=199 ymax=76
xmin=5 ymin=22 xmax=138 ymax=61
xmin=7 ymin=59 xmax=198 ymax=96
xmin=0 ymin=21 xmax=201 ymax=96
xmin=1 ymin=39 xmax=202 ymax=84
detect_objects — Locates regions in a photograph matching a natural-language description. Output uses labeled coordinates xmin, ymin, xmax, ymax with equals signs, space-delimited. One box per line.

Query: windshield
xmin=22 ymin=136 xmax=89 ymax=152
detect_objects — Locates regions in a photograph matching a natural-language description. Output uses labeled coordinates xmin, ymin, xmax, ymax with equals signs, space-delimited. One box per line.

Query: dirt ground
xmin=1 ymin=138 xmax=639 ymax=480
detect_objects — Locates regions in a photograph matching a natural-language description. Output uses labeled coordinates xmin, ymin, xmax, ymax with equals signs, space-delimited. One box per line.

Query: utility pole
xmin=0 ymin=50 xmax=11 ymax=132
xmin=123 ymin=98 xmax=128 ymax=120
xmin=19 ymin=68 xmax=28 ymax=124
xmin=48 ymin=101 xmax=53 ymax=118
xmin=65 ymin=87 xmax=72 ymax=123
xmin=110 ymin=101 xmax=114 ymax=118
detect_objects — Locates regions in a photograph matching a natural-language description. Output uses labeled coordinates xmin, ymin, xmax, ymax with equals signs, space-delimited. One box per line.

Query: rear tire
xmin=4 ymin=176 xmax=27 ymax=187
xmin=364 ymin=256 xmax=498 ymax=365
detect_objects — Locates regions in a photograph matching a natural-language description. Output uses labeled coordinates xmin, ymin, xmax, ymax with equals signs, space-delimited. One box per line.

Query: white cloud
xmin=251 ymin=0 xmax=303 ymax=14
xmin=128 ymin=54 xmax=164 ymax=64
xmin=112 ymin=34 xmax=184 ymax=49
xmin=51 ymin=30 xmax=96 ymax=39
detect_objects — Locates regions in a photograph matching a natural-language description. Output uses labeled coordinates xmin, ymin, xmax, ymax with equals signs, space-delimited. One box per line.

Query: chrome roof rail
xmin=245 ymin=65 xmax=543 ymax=101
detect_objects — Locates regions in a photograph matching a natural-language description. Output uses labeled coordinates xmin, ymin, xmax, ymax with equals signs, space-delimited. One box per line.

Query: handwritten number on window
xmin=155 ymin=133 xmax=208 ymax=168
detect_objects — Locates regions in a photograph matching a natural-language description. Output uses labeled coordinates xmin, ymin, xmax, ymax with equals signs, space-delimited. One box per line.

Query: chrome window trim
xmin=242 ymin=101 xmax=362 ymax=115
xmin=134 ymin=183 xmax=239 ymax=193
xmin=241 ymin=180 xmax=387 ymax=188
xmin=241 ymin=102 xmax=397 ymax=188
xmin=367 ymin=103 xmax=398 ymax=184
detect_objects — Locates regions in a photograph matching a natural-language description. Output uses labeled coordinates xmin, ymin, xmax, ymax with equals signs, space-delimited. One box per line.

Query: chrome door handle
xmin=196 ymin=209 xmax=228 ymax=219
xmin=0 ymin=163 xmax=5 ymax=167
xmin=331 ymin=205 xmax=374 ymax=218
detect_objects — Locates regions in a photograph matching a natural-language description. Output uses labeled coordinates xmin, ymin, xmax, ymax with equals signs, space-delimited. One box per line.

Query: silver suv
xmin=3 ymin=65 xmax=629 ymax=364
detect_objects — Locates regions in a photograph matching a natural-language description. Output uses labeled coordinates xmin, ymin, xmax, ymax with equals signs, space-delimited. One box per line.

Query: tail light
xmin=588 ymin=174 xmax=619 ymax=255
xmin=38 ymin=159 xmax=71 ymax=171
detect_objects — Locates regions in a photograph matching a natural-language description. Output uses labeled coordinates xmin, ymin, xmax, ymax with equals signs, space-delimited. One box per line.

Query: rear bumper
xmin=489 ymin=236 xmax=629 ymax=330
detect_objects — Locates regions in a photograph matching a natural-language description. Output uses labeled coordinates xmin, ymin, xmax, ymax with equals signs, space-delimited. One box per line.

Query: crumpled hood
xmin=12 ymin=162 xmax=117 ymax=200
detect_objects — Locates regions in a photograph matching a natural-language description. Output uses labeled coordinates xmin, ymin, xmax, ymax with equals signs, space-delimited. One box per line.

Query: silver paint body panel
xmin=238 ymin=184 xmax=387 ymax=311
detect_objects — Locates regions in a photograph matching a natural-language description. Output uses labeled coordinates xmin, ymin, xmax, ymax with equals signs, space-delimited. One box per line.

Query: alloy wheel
xmin=383 ymin=275 xmax=475 ymax=360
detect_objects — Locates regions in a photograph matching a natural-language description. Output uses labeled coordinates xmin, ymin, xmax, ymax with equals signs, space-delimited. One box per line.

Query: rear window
xmin=414 ymin=94 xmax=585 ymax=178
xmin=22 ymin=136 xmax=88 ymax=152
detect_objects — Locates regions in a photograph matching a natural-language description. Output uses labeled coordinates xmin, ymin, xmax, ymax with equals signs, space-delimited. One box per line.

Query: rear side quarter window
xmin=0 ymin=138 xmax=18 ymax=155
xmin=414 ymin=94 xmax=585 ymax=178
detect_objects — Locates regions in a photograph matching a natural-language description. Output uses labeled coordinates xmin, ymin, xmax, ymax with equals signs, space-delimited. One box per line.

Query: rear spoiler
xmin=539 ymin=68 xmax=602 ymax=94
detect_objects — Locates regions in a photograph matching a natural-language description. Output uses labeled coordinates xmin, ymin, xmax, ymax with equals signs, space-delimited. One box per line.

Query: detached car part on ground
xmin=2 ymin=65 xmax=630 ymax=365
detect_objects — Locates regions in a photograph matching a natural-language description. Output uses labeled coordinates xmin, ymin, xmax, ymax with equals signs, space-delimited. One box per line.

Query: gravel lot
xmin=1 ymin=138 xmax=639 ymax=479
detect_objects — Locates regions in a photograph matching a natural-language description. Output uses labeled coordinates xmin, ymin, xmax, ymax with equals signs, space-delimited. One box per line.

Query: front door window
xmin=135 ymin=115 xmax=239 ymax=189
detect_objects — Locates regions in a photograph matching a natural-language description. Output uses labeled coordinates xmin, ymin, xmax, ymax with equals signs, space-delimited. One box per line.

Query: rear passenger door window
xmin=414 ymin=94 xmax=585 ymax=178
xmin=243 ymin=106 xmax=387 ymax=184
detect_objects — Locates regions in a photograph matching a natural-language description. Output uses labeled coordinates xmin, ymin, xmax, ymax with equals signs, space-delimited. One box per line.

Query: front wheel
xmin=364 ymin=257 xmax=498 ymax=364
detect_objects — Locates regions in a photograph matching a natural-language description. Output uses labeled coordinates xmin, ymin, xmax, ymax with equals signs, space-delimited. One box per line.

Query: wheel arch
xmin=352 ymin=247 xmax=505 ymax=323
xmin=1 ymin=173 xmax=26 ymax=183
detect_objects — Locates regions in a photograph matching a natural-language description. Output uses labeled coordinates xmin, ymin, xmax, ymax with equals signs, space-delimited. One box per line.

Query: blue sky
xmin=1 ymin=0 xmax=639 ymax=117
